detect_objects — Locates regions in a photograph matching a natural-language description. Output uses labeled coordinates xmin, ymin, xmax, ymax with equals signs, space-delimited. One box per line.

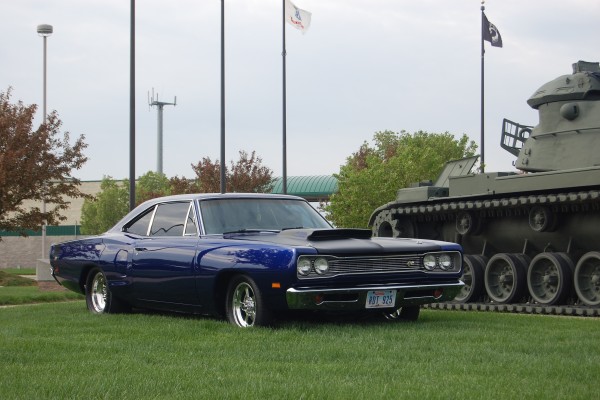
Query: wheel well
xmin=213 ymin=271 xmax=242 ymax=317
xmin=79 ymin=264 xmax=98 ymax=294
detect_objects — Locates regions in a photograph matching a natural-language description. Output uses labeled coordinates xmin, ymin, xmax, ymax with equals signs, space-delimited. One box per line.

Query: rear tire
xmin=85 ymin=268 xmax=129 ymax=314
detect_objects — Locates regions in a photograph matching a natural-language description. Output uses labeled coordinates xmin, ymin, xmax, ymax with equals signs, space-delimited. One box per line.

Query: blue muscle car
xmin=50 ymin=193 xmax=463 ymax=327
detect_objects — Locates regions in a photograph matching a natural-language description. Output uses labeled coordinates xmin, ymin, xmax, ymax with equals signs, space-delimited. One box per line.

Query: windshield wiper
xmin=281 ymin=226 xmax=305 ymax=231
xmin=223 ymin=229 xmax=279 ymax=235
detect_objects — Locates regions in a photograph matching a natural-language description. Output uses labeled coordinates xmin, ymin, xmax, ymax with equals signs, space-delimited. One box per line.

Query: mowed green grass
xmin=1 ymin=302 xmax=598 ymax=400
xmin=0 ymin=286 xmax=83 ymax=305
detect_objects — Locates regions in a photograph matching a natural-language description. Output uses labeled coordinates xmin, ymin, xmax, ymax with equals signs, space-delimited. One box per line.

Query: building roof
xmin=271 ymin=175 xmax=338 ymax=201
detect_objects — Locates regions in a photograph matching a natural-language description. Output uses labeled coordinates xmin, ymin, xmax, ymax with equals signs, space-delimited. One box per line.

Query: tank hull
xmin=371 ymin=169 xmax=600 ymax=308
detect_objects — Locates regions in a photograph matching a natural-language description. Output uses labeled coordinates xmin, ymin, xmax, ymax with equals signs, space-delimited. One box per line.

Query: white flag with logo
xmin=285 ymin=0 xmax=311 ymax=34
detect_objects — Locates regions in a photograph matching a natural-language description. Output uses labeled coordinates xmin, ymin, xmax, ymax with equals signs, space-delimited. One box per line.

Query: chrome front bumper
xmin=286 ymin=281 xmax=464 ymax=310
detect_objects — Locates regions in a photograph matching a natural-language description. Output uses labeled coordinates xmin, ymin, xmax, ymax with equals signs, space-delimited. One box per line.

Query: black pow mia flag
xmin=482 ymin=12 xmax=503 ymax=48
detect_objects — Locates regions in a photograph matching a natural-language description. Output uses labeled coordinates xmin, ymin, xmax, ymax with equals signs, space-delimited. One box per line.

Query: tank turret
xmin=370 ymin=62 xmax=600 ymax=310
xmin=516 ymin=61 xmax=600 ymax=171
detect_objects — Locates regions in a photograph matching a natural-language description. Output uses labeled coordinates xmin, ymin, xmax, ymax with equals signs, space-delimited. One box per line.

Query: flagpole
xmin=282 ymin=0 xmax=288 ymax=194
xmin=480 ymin=1 xmax=486 ymax=173
xmin=220 ymin=0 xmax=226 ymax=193
xmin=129 ymin=0 xmax=136 ymax=210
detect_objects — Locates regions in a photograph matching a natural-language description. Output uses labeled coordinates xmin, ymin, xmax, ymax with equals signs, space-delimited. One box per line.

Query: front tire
xmin=225 ymin=275 xmax=272 ymax=327
xmin=85 ymin=268 xmax=129 ymax=314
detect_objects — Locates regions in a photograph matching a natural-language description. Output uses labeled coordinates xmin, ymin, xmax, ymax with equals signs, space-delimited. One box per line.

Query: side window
xmin=184 ymin=203 xmax=198 ymax=236
xmin=125 ymin=206 xmax=156 ymax=236
xmin=150 ymin=202 xmax=190 ymax=237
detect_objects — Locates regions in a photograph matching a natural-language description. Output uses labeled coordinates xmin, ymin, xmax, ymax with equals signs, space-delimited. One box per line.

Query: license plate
xmin=366 ymin=290 xmax=396 ymax=309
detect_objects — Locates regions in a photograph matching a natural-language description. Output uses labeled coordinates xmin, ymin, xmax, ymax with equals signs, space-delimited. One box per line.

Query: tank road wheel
xmin=455 ymin=212 xmax=482 ymax=236
xmin=528 ymin=206 xmax=557 ymax=232
xmin=527 ymin=253 xmax=574 ymax=305
xmin=484 ymin=253 xmax=529 ymax=304
xmin=226 ymin=275 xmax=272 ymax=328
xmin=574 ymin=252 xmax=600 ymax=306
xmin=383 ymin=306 xmax=420 ymax=322
xmin=455 ymin=255 xmax=487 ymax=303
xmin=85 ymin=268 xmax=129 ymax=314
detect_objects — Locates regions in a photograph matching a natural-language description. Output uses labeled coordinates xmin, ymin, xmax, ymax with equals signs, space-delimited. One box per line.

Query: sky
xmin=2 ymin=0 xmax=599 ymax=182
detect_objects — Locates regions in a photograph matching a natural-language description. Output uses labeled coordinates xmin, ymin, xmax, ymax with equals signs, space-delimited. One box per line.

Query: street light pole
xmin=37 ymin=24 xmax=53 ymax=260
xmin=37 ymin=24 xmax=53 ymax=123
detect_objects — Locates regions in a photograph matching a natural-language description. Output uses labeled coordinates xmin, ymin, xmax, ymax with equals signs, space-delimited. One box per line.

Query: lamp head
xmin=37 ymin=24 xmax=53 ymax=37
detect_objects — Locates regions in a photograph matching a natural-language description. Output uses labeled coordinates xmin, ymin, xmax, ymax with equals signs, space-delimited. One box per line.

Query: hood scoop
xmin=280 ymin=228 xmax=372 ymax=241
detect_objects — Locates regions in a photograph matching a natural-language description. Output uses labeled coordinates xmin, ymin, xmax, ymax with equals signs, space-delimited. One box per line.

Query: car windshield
xmin=198 ymin=198 xmax=331 ymax=235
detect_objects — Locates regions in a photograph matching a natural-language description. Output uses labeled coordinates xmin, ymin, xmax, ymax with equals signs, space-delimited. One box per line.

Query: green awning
xmin=271 ymin=175 xmax=338 ymax=201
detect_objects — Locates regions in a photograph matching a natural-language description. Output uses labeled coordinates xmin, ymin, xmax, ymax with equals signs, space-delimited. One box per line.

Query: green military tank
xmin=370 ymin=61 xmax=600 ymax=309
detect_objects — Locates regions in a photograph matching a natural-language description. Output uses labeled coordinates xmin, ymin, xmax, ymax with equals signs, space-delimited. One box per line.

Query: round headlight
xmin=439 ymin=254 xmax=452 ymax=270
xmin=314 ymin=258 xmax=329 ymax=275
xmin=297 ymin=258 xmax=312 ymax=275
xmin=423 ymin=254 xmax=437 ymax=271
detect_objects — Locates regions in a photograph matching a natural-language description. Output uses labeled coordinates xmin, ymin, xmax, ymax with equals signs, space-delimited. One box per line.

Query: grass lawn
xmin=2 ymin=268 xmax=36 ymax=276
xmin=0 ymin=286 xmax=83 ymax=305
xmin=0 ymin=270 xmax=83 ymax=305
xmin=1 ymin=302 xmax=598 ymax=399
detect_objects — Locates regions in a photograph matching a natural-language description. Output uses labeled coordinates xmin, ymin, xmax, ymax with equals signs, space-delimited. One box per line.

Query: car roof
xmin=108 ymin=193 xmax=307 ymax=233
xmin=141 ymin=192 xmax=304 ymax=203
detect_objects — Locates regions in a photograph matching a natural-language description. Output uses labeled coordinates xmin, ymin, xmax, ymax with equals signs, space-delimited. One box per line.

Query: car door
xmin=129 ymin=201 xmax=201 ymax=307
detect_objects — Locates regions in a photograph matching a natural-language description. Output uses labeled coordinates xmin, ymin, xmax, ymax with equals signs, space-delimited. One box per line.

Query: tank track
xmin=373 ymin=189 xmax=600 ymax=221
xmin=425 ymin=302 xmax=600 ymax=317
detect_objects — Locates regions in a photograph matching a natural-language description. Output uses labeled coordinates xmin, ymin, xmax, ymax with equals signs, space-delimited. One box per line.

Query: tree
xmin=136 ymin=171 xmax=170 ymax=205
xmin=169 ymin=175 xmax=198 ymax=195
xmin=0 ymin=88 xmax=87 ymax=237
xmin=80 ymin=177 xmax=129 ymax=235
xmin=191 ymin=150 xmax=273 ymax=193
xmin=323 ymin=130 xmax=477 ymax=228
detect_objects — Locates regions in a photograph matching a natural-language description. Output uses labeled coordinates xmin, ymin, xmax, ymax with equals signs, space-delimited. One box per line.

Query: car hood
xmin=225 ymin=228 xmax=457 ymax=255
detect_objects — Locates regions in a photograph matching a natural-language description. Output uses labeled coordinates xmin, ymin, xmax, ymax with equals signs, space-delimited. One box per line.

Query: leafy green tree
xmin=324 ymin=130 xmax=477 ymax=228
xmin=136 ymin=171 xmax=171 ymax=205
xmin=80 ymin=177 xmax=129 ymax=235
xmin=0 ymin=88 xmax=88 ymax=238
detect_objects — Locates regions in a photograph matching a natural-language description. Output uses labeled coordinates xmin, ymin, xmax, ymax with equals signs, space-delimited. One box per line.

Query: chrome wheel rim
xmin=90 ymin=273 xmax=108 ymax=313
xmin=232 ymin=282 xmax=256 ymax=327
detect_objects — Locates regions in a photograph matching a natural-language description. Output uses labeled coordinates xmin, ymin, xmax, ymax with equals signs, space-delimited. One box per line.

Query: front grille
xmin=306 ymin=254 xmax=423 ymax=279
